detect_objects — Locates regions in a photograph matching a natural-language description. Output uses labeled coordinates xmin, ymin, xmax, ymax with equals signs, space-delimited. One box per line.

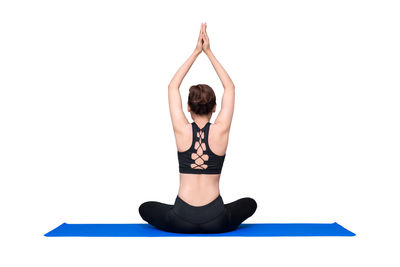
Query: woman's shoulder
xmin=208 ymin=122 xmax=230 ymax=156
xmin=209 ymin=121 xmax=230 ymax=136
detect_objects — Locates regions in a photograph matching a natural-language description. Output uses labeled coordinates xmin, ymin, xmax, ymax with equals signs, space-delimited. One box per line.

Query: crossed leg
xmin=138 ymin=197 xmax=257 ymax=234
xmin=224 ymin=197 xmax=257 ymax=229
xmin=138 ymin=201 xmax=199 ymax=233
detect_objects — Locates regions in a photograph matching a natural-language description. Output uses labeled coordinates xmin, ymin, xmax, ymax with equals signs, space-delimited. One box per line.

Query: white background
xmin=1 ymin=0 xmax=399 ymax=266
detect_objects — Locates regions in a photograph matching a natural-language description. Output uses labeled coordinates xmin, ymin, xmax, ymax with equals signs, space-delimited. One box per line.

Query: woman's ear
xmin=187 ymin=103 xmax=191 ymax=112
xmin=212 ymin=104 xmax=217 ymax=113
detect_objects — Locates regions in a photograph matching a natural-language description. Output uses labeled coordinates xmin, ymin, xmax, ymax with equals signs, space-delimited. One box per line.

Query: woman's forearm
xmin=205 ymin=50 xmax=235 ymax=89
xmin=168 ymin=50 xmax=201 ymax=89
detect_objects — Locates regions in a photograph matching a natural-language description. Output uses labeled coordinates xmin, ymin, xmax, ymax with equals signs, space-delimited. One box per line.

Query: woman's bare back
xmin=176 ymin=122 xmax=230 ymax=206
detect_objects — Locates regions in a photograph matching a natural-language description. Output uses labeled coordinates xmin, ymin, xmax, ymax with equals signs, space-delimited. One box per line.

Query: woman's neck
xmin=192 ymin=115 xmax=211 ymax=128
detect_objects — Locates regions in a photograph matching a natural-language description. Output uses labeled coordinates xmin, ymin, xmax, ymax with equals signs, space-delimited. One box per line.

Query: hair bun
xmin=188 ymin=84 xmax=216 ymax=115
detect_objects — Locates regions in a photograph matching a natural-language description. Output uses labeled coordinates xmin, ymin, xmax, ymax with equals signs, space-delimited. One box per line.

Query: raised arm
xmin=202 ymin=23 xmax=235 ymax=134
xmin=168 ymin=24 xmax=204 ymax=134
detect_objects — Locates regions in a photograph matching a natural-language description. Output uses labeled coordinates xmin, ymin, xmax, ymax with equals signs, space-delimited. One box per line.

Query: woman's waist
xmin=178 ymin=186 xmax=220 ymax=207
xmin=178 ymin=173 xmax=221 ymax=206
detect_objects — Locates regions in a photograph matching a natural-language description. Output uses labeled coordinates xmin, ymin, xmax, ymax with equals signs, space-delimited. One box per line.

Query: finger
xmin=202 ymin=34 xmax=205 ymax=41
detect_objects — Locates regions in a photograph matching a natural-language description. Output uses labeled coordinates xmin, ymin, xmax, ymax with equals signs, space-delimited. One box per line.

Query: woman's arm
xmin=168 ymin=50 xmax=201 ymax=89
xmin=202 ymin=23 xmax=235 ymax=133
xmin=168 ymin=24 xmax=204 ymax=134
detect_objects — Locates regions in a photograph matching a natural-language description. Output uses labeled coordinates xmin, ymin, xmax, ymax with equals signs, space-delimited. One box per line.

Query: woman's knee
xmin=138 ymin=201 xmax=171 ymax=223
xmin=138 ymin=201 xmax=152 ymax=222
xmin=225 ymin=197 xmax=257 ymax=223
xmin=244 ymin=197 xmax=257 ymax=216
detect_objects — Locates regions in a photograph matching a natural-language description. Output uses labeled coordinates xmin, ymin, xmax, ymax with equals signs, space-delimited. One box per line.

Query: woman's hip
xmin=172 ymin=194 xmax=226 ymax=225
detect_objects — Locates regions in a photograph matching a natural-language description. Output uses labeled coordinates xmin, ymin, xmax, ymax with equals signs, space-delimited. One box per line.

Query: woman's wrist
xmin=204 ymin=49 xmax=212 ymax=56
xmin=193 ymin=49 xmax=202 ymax=56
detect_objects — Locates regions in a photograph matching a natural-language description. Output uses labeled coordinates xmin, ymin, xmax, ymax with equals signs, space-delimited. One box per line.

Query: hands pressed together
xmin=195 ymin=22 xmax=211 ymax=55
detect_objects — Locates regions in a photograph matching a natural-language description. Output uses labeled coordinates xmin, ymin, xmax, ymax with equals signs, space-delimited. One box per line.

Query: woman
xmin=138 ymin=22 xmax=257 ymax=234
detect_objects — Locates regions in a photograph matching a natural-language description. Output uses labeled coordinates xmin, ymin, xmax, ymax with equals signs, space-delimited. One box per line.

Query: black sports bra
xmin=177 ymin=121 xmax=226 ymax=174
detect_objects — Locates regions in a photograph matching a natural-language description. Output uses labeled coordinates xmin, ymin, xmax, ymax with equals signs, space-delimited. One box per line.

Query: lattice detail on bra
xmin=190 ymin=129 xmax=209 ymax=170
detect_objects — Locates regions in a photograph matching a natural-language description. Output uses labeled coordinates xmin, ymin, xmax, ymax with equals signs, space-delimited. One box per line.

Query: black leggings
xmin=138 ymin=194 xmax=257 ymax=234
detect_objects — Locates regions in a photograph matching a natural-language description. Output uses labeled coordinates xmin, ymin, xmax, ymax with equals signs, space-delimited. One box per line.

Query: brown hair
xmin=188 ymin=84 xmax=216 ymax=115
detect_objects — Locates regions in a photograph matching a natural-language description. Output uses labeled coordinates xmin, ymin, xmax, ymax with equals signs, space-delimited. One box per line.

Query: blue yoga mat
xmin=44 ymin=222 xmax=355 ymax=237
